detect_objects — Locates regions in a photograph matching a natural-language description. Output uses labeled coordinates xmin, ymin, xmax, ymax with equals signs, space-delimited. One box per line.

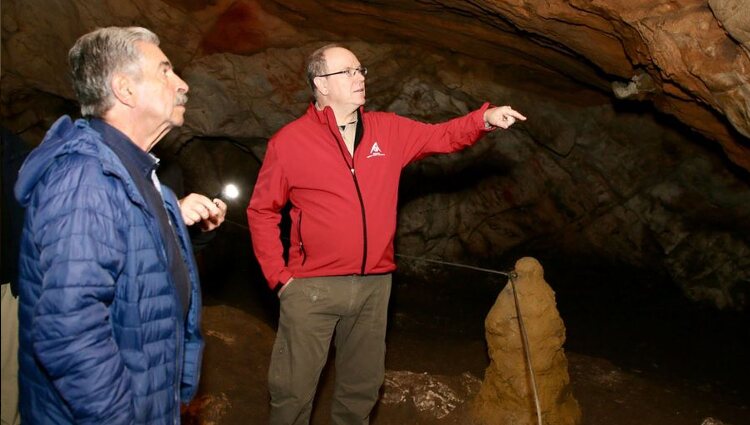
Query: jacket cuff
xmin=476 ymin=102 xmax=494 ymax=131
xmin=272 ymin=269 xmax=294 ymax=291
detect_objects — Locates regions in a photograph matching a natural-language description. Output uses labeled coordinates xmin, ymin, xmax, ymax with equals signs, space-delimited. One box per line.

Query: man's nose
xmin=175 ymin=74 xmax=189 ymax=93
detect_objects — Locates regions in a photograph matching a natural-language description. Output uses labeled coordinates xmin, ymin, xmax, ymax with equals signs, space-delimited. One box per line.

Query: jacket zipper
xmin=165 ymin=199 xmax=184 ymax=425
xmin=331 ymin=121 xmax=368 ymax=275
xmin=351 ymin=172 xmax=368 ymax=274
xmin=298 ymin=212 xmax=307 ymax=266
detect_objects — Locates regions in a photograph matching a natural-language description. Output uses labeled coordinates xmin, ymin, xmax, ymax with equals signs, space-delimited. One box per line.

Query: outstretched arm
xmin=393 ymin=102 xmax=526 ymax=165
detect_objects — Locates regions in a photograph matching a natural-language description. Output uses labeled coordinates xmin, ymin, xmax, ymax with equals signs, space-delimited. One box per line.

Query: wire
xmin=508 ymin=272 xmax=543 ymax=425
xmin=395 ymin=253 xmax=516 ymax=278
xmin=396 ymin=253 xmax=542 ymax=425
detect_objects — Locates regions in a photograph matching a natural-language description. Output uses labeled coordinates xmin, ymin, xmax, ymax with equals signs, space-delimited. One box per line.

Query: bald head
xmin=307 ymin=44 xmax=334 ymax=93
xmin=305 ymin=45 xmax=366 ymax=117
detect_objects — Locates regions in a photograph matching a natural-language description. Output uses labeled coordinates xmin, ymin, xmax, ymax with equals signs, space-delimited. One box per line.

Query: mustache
xmin=175 ymin=93 xmax=189 ymax=106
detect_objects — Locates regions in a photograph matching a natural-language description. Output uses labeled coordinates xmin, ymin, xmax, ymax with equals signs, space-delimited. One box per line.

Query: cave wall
xmin=1 ymin=0 xmax=748 ymax=310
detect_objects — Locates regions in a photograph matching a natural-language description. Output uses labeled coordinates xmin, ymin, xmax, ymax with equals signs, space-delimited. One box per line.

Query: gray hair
xmin=305 ymin=43 xmax=341 ymax=99
xmin=68 ymin=26 xmax=160 ymax=117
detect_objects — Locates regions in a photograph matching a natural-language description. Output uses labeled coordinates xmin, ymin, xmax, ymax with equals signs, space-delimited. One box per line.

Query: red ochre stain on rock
xmin=202 ymin=1 xmax=266 ymax=55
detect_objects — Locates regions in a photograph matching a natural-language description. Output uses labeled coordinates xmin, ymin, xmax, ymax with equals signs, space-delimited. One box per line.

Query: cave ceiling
xmin=2 ymin=0 xmax=749 ymax=169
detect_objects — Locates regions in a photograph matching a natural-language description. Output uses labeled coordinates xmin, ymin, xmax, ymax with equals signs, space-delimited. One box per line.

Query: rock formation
xmin=3 ymin=0 xmax=748 ymax=169
xmin=472 ymin=257 xmax=580 ymax=425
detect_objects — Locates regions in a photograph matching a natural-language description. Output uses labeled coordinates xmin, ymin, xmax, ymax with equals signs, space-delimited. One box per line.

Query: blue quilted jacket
xmin=14 ymin=116 xmax=203 ymax=424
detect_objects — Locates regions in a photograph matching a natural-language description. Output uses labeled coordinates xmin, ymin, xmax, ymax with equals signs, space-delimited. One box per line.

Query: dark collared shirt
xmin=89 ymin=118 xmax=191 ymax=321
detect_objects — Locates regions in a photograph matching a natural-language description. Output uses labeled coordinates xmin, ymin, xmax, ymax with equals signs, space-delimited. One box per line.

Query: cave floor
xmin=182 ymin=256 xmax=749 ymax=425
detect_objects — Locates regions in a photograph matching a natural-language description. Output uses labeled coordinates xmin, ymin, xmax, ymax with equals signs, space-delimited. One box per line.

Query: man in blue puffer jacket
xmin=14 ymin=27 xmax=218 ymax=424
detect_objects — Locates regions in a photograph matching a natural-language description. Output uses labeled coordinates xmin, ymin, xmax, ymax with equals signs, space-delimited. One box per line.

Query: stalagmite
xmin=472 ymin=257 xmax=581 ymax=425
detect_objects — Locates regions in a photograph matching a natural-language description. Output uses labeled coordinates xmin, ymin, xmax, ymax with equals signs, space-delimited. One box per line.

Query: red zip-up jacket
xmin=247 ymin=102 xmax=492 ymax=289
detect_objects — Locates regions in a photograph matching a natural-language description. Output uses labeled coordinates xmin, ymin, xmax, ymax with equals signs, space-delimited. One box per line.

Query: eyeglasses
xmin=317 ymin=67 xmax=368 ymax=78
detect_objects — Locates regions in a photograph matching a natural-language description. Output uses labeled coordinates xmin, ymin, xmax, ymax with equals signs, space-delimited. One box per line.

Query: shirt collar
xmin=338 ymin=119 xmax=358 ymax=132
xmin=89 ymin=118 xmax=159 ymax=178
xmin=308 ymin=102 xmax=364 ymax=126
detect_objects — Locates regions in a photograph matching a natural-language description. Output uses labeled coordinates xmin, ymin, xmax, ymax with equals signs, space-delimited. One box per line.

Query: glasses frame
xmin=316 ymin=66 xmax=368 ymax=78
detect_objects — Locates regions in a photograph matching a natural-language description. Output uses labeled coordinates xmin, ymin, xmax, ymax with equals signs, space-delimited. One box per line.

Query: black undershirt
xmin=90 ymin=119 xmax=191 ymax=321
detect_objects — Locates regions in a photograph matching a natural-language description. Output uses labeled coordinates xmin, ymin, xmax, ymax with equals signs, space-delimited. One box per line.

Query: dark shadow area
xmin=612 ymin=98 xmax=750 ymax=183
xmin=538 ymin=255 xmax=749 ymax=399
xmin=398 ymin=149 xmax=515 ymax=205
xmin=197 ymin=227 xmax=280 ymax=325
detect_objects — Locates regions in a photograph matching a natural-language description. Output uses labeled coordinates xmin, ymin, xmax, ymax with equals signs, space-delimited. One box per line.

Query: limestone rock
xmin=397 ymin=91 xmax=750 ymax=310
xmin=2 ymin=0 xmax=748 ymax=311
xmin=472 ymin=257 xmax=580 ymax=425
xmin=709 ymin=0 xmax=750 ymax=53
xmin=3 ymin=0 xmax=749 ymax=170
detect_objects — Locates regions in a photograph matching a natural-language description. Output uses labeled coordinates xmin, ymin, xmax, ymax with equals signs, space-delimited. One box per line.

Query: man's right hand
xmin=178 ymin=193 xmax=226 ymax=230
xmin=277 ymin=277 xmax=294 ymax=298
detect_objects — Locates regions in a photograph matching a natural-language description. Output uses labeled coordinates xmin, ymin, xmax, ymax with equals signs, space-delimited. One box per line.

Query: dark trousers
xmin=268 ymin=274 xmax=392 ymax=425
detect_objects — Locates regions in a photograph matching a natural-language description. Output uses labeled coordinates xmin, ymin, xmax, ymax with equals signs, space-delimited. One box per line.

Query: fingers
xmin=212 ymin=198 xmax=228 ymax=217
xmin=499 ymin=116 xmax=515 ymax=128
xmin=200 ymin=216 xmax=224 ymax=232
xmin=178 ymin=193 xmax=223 ymax=226
xmin=277 ymin=277 xmax=294 ymax=298
xmin=485 ymin=106 xmax=527 ymax=129
xmin=199 ymin=198 xmax=227 ymax=232
xmin=503 ymin=106 xmax=527 ymax=121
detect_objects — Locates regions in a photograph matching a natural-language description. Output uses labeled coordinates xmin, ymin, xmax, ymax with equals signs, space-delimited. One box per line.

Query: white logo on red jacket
xmin=367 ymin=141 xmax=385 ymax=158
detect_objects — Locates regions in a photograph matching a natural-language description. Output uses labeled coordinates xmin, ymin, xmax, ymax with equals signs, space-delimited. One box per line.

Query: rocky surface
xmin=395 ymin=76 xmax=750 ymax=310
xmin=3 ymin=0 xmax=749 ymax=167
xmin=381 ymin=370 xmax=481 ymax=420
xmin=1 ymin=0 xmax=748 ymax=310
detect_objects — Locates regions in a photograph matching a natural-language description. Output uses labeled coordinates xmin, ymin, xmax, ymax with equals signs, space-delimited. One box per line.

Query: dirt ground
xmin=182 ymin=249 xmax=749 ymax=425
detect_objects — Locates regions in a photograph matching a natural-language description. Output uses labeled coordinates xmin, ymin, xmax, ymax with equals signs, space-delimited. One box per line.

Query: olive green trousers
xmin=268 ymin=274 xmax=391 ymax=425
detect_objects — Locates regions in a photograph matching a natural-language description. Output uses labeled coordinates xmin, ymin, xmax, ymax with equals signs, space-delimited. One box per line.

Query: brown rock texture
xmin=2 ymin=0 xmax=748 ymax=310
xmin=476 ymin=0 xmax=750 ymax=170
xmin=472 ymin=257 xmax=581 ymax=425
xmin=2 ymin=0 xmax=748 ymax=170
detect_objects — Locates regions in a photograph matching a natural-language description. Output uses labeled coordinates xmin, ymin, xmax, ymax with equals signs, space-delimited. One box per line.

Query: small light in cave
xmin=221 ymin=183 xmax=240 ymax=200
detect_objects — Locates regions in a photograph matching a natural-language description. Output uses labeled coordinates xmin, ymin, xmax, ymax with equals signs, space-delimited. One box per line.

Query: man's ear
xmin=314 ymin=76 xmax=328 ymax=97
xmin=111 ymin=73 xmax=136 ymax=108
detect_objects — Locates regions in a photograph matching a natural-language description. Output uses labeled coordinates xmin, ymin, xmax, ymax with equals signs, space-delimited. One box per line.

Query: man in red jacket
xmin=247 ymin=44 xmax=526 ymax=425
